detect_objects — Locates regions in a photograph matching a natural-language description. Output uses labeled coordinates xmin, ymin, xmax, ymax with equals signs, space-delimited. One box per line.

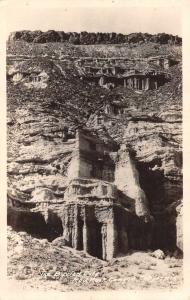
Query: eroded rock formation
xmin=60 ymin=129 xmax=154 ymax=260
xmin=77 ymin=57 xmax=173 ymax=90
xmin=7 ymin=40 xmax=182 ymax=260
xmin=8 ymin=129 xmax=155 ymax=260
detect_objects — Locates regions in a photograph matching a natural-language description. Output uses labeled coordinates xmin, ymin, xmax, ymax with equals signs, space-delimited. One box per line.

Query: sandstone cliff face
xmin=7 ymin=40 xmax=182 ymax=255
xmin=123 ymin=109 xmax=182 ymax=204
xmin=115 ymin=146 xmax=150 ymax=218
xmin=7 ymin=107 xmax=74 ymax=201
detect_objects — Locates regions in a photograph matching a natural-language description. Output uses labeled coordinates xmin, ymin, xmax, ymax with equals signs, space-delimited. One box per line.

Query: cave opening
xmin=88 ymin=221 xmax=103 ymax=259
xmin=8 ymin=207 xmax=49 ymax=239
xmin=7 ymin=207 xmax=63 ymax=242
xmin=77 ymin=219 xmax=84 ymax=250
xmin=136 ymin=161 xmax=178 ymax=250
xmin=46 ymin=211 xmax=63 ymax=242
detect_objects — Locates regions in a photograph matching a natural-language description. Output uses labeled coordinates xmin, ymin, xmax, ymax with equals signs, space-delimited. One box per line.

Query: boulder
xmin=151 ymin=249 xmax=165 ymax=259
xmin=52 ymin=236 xmax=68 ymax=248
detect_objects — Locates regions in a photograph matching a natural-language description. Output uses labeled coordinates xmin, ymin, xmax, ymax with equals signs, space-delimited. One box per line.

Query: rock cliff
xmin=7 ymin=38 xmax=182 ymax=257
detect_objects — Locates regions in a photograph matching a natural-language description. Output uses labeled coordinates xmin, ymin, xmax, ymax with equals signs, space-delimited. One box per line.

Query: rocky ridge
xmin=9 ymin=31 xmax=182 ymax=45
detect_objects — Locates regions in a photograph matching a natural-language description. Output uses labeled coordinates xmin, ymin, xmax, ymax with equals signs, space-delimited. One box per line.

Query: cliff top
xmin=8 ymin=30 xmax=182 ymax=46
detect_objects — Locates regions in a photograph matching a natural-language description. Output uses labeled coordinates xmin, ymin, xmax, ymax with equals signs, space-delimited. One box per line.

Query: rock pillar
xmin=134 ymin=77 xmax=137 ymax=89
xmin=73 ymin=204 xmax=79 ymax=249
xmin=124 ymin=78 xmax=126 ymax=87
xmin=142 ymin=79 xmax=145 ymax=90
xmin=115 ymin=146 xmax=150 ymax=218
xmin=145 ymin=77 xmax=150 ymax=90
xmin=83 ymin=207 xmax=89 ymax=253
xmin=106 ymin=220 xmax=118 ymax=260
xmin=62 ymin=205 xmax=72 ymax=246
xmin=101 ymin=223 xmax=107 ymax=260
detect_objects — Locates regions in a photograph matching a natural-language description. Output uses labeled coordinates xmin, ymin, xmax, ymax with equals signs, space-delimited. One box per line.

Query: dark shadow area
xmin=82 ymin=73 xmax=170 ymax=90
xmin=88 ymin=220 xmax=103 ymax=259
xmin=7 ymin=206 xmax=63 ymax=242
xmin=46 ymin=211 xmax=63 ymax=242
xmin=114 ymin=205 xmax=154 ymax=253
xmin=170 ymin=59 xmax=179 ymax=67
xmin=136 ymin=161 xmax=182 ymax=250
xmin=77 ymin=219 xmax=84 ymax=250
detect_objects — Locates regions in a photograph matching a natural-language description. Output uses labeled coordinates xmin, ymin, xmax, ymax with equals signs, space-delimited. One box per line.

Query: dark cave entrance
xmin=152 ymin=217 xmax=177 ymax=251
xmin=88 ymin=221 xmax=103 ymax=259
xmin=8 ymin=207 xmax=49 ymax=239
xmin=46 ymin=211 xmax=63 ymax=242
xmin=7 ymin=207 xmax=63 ymax=242
xmin=136 ymin=160 xmax=181 ymax=250
xmin=77 ymin=219 xmax=84 ymax=250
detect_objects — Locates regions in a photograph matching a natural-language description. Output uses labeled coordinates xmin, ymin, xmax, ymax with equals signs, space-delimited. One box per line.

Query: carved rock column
xmin=106 ymin=211 xmax=118 ymax=260
xmin=145 ymin=77 xmax=150 ymax=90
xmin=62 ymin=205 xmax=71 ymax=246
xmin=73 ymin=204 xmax=79 ymax=249
xmin=101 ymin=223 xmax=107 ymax=260
xmin=83 ymin=206 xmax=89 ymax=253
xmin=124 ymin=78 xmax=126 ymax=87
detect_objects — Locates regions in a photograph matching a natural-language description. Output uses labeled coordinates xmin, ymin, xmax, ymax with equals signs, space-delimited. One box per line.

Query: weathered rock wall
xmin=120 ymin=111 xmax=182 ymax=250
xmin=124 ymin=117 xmax=182 ymax=204
xmin=7 ymin=105 xmax=75 ymax=202
xmin=115 ymin=146 xmax=151 ymax=218
xmin=7 ymin=42 xmax=182 ymax=257
xmin=67 ymin=129 xmax=115 ymax=182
